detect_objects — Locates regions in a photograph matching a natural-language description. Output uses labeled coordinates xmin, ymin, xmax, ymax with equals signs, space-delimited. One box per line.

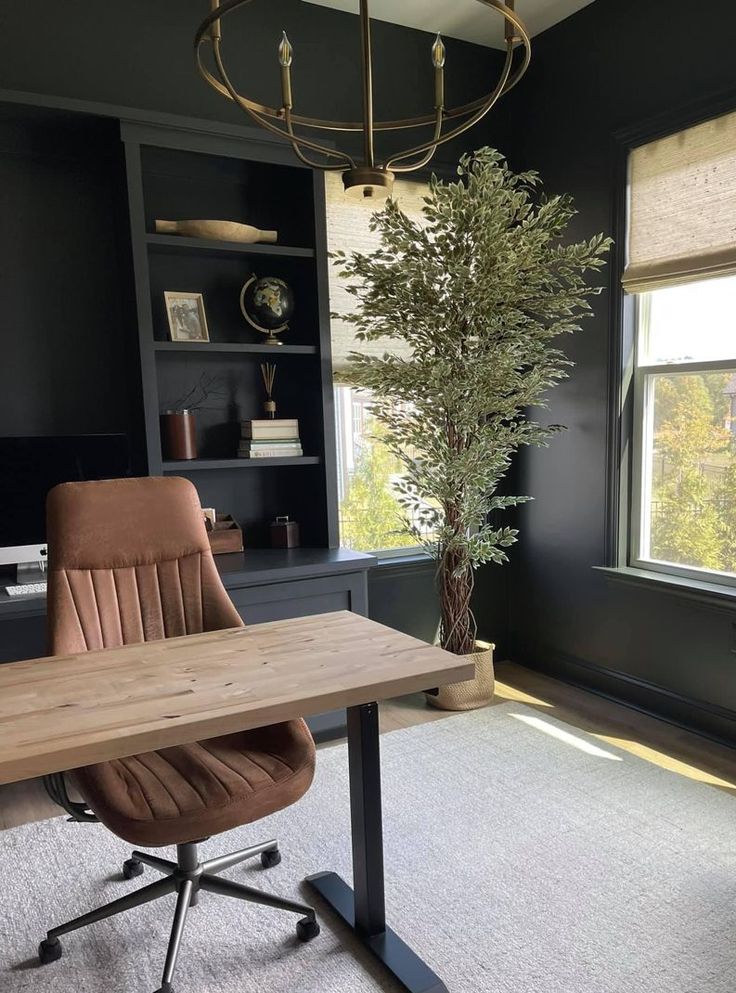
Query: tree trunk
xmin=438 ymin=547 xmax=476 ymax=656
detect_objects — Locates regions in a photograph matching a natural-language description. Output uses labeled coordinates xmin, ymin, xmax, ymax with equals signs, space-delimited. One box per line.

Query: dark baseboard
xmin=510 ymin=651 xmax=736 ymax=750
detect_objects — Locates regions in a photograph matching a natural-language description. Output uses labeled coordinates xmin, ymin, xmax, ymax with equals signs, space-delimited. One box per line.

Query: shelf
xmin=162 ymin=456 xmax=321 ymax=471
xmin=153 ymin=341 xmax=318 ymax=355
xmin=146 ymin=233 xmax=315 ymax=259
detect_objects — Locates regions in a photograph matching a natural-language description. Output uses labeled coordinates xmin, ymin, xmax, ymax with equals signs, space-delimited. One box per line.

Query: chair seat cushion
xmin=71 ymin=719 xmax=316 ymax=847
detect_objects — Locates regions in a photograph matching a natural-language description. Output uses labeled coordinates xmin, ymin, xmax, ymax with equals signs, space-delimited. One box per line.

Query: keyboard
xmin=5 ymin=582 xmax=47 ymax=597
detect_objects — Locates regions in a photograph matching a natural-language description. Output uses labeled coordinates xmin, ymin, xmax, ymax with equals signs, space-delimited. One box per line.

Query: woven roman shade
xmin=624 ymin=109 xmax=736 ymax=293
xmin=325 ymin=171 xmax=428 ymax=378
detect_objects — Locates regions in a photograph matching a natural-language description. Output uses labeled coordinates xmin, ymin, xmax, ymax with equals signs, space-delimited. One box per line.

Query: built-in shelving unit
xmin=0 ymin=99 xmax=373 ymax=742
xmin=122 ymin=122 xmax=339 ymax=550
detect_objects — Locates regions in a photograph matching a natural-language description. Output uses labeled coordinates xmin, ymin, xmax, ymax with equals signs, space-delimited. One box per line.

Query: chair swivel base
xmin=38 ymin=838 xmax=320 ymax=993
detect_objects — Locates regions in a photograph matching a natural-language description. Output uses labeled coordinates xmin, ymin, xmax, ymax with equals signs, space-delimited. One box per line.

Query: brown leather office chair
xmin=38 ymin=476 xmax=319 ymax=993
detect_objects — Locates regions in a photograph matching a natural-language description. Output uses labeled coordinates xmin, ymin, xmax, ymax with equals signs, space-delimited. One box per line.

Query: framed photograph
xmin=164 ymin=291 xmax=210 ymax=343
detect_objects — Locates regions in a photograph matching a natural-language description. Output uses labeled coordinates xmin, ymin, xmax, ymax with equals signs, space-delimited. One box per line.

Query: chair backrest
xmin=46 ymin=476 xmax=243 ymax=655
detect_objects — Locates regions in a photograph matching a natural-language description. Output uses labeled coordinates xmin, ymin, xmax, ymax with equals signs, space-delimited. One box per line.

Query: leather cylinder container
xmin=161 ymin=410 xmax=197 ymax=460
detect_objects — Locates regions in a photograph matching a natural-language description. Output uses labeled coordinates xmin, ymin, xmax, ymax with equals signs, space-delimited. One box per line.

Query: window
xmin=324 ymin=171 xmax=430 ymax=554
xmin=631 ymin=276 xmax=736 ymax=582
xmin=334 ymin=386 xmax=414 ymax=554
xmin=625 ymin=109 xmax=736 ymax=585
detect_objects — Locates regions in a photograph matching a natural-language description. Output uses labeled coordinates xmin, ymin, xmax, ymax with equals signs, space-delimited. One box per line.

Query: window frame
xmin=629 ymin=291 xmax=736 ymax=587
xmin=606 ymin=89 xmax=736 ymax=594
xmin=324 ymin=166 xmax=458 ymax=562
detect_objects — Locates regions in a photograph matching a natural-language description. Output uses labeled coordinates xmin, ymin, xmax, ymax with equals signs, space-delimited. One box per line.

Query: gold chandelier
xmin=195 ymin=0 xmax=531 ymax=199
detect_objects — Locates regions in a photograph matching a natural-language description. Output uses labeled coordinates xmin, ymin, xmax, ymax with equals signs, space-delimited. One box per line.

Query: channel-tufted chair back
xmin=46 ymin=476 xmax=243 ymax=655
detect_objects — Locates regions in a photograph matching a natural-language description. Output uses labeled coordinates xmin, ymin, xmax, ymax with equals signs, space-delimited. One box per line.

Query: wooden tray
xmin=207 ymin=514 xmax=244 ymax=555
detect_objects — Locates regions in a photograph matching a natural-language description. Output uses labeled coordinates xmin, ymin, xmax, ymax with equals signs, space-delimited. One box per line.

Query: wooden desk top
xmin=0 ymin=611 xmax=474 ymax=785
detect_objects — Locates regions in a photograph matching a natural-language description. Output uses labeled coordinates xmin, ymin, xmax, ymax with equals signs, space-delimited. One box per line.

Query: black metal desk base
xmin=305 ymin=702 xmax=449 ymax=993
xmin=306 ymin=871 xmax=448 ymax=993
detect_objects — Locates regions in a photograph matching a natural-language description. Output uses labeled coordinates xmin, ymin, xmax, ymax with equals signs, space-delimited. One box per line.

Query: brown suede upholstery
xmin=46 ymin=476 xmax=315 ymax=847
xmin=71 ymin=722 xmax=316 ymax=848
xmin=46 ymin=476 xmax=244 ymax=652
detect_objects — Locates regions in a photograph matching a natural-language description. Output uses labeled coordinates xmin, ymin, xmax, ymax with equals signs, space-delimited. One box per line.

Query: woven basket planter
xmin=426 ymin=640 xmax=495 ymax=711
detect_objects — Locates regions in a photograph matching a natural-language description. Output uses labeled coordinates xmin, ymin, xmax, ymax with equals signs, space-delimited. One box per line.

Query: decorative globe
xmin=242 ymin=277 xmax=295 ymax=334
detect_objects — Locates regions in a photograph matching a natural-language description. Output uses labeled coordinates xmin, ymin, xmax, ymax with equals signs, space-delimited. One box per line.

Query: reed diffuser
xmin=260 ymin=362 xmax=277 ymax=419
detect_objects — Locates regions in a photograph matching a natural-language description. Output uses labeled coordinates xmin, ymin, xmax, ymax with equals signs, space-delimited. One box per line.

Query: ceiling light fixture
xmin=195 ymin=1 xmax=531 ymax=199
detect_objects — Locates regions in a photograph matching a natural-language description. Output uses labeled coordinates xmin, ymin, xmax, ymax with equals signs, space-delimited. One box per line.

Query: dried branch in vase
xmin=165 ymin=373 xmax=227 ymax=412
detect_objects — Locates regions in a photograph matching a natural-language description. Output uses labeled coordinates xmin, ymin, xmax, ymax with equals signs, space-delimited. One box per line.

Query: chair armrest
xmin=43 ymin=773 xmax=99 ymax=823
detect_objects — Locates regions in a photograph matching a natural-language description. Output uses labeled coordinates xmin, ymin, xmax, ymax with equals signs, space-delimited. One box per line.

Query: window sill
xmin=594 ymin=565 xmax=736 ymax=612
xmin=374 ymin=550 xmax=434 ymax=576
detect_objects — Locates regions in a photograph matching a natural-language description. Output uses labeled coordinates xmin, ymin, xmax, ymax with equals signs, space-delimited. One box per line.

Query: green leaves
xmin=333 ymin=146 xmax=611 ymax=651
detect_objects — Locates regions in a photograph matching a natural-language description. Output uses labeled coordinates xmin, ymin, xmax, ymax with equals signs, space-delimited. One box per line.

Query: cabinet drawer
xmin=227 ymin=572 xmax=367 ymax=624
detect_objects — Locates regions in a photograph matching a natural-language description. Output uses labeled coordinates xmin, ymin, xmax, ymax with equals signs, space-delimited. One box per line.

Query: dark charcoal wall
xmin=0 ymin=109 xmax=142 ymax=449
xmin=368 ymin=559 xmax=508 ymax=654
xmin=0 ymin=0 xmax=501 ymax=159
xmin=493 ymin=0 xmax=736 ymax=741
xmin=0 ymin=0 xmax=505 ymax=637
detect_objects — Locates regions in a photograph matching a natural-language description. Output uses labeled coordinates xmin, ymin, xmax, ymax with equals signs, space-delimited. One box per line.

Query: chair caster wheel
xmin=38 ymin=937 xmax=62 ymax=965
xmin=154 ymin=984 xmax=174 ymax=993
xmin=260 ymin=848 xmax=281 ymax=869
xmin=123 ymin=857 xmax=144 ymax=880
xmin=296 ymin=917 xmax=320 ymax=942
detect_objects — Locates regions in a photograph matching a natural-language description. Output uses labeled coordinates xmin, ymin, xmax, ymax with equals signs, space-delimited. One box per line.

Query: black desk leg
xmin=306 ymin=702 xmax=449 ymax=993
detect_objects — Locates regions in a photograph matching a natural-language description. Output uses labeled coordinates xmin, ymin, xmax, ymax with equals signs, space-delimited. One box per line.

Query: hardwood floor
xmin=381 ymin=661 xmax=736 ymax=793
xmin=2 ymin=660 xmax=735 ymax=831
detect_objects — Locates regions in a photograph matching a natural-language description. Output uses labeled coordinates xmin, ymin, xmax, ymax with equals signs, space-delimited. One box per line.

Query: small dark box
xmin=270 ymin=515 xmax=300 ymax=548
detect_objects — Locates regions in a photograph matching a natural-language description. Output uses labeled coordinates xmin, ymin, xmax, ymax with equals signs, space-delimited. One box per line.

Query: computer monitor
xmin=0 ymin=434 xmax=131 ymax=581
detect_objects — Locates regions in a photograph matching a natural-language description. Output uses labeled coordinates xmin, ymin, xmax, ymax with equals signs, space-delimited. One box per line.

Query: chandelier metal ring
xmin=195 ymin=0 xmax=531 ymax=197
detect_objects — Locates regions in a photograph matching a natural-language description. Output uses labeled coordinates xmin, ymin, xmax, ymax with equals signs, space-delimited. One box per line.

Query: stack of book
xmin=238 ymin=419 xmax=302 ymax=459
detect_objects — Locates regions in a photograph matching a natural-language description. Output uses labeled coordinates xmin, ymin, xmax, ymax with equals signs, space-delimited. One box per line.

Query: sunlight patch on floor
xmin=593 ymin=735 xmax=736 ymax=791
xmin=510 ymin=712 xmax=623 ymax=761
xmin=494 ymin=681 xmax=553 ymax=709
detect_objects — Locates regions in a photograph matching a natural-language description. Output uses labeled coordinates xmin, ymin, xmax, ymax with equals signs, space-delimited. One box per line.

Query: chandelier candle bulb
xmin=279 ymin=31 xmax=293 ymax=110
xmin=432 ymin=33 xmax=446 ymax=110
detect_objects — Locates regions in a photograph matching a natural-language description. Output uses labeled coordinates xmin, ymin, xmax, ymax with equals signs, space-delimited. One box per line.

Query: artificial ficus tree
xmin=334 ymin=148 xmax=611 ymax=656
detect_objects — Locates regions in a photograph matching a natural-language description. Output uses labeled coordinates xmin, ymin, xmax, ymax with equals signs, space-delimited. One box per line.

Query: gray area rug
xmin=2 ymin=701 xmax=736 ymax=993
